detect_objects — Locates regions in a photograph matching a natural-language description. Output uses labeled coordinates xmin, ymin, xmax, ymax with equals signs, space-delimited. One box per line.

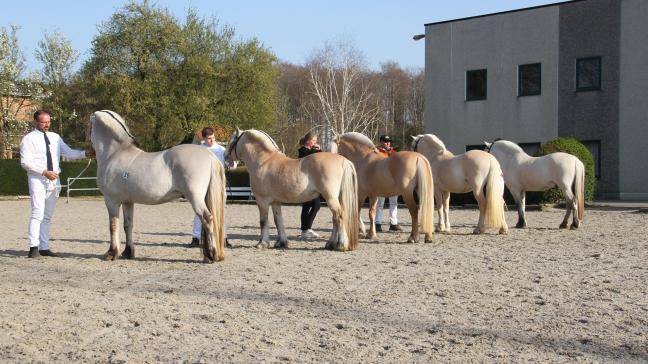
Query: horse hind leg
xmin=121 ymin=202 xmax=135 ymax=259
xmin=187 ymin=195 xmax=217 ymax=263
xmin=271 ymin=203 xmax=289 ymax=249
xmin=402 ymin=193 xmax=420 ymax=244
xmin=328 ymin=199 xmax=349 ymax=251
xmin=473 ymin=190 xmax=487 ymax=234
xmin=559 ymin=185 xmax=575 ymax=229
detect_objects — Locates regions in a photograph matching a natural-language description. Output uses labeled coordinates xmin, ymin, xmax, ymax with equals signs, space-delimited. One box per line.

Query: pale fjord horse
xmin=224 ymin=128 xmax=359 ymax=251
xmin=412 ymin=134 xmax=508 ymax=234
xmin=485 ymin=139 xmax=585 ymax=229
xmin=334 ymin=132 xmax=434 ymax=243
xmin=89 ymin=110 xmax=226 ymax=263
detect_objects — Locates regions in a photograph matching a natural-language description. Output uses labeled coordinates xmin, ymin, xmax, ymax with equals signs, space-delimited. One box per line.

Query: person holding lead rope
xmin=20 ymin=110 xmax=95 ymax=258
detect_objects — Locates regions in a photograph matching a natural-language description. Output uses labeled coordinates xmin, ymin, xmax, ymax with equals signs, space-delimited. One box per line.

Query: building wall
xmin=425 ymin=7 xmax=560 ymax=154
xmin=558 ymin=0 xmax=621 ymax=198
xmin=618 ymin=0 xmax=648 ymax=200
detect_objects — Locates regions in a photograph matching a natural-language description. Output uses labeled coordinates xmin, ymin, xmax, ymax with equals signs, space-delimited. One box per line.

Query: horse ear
xmin=411 ymin=135 xmax=417 ymax=140
xmin=484 ymin=141 xmax=492 ymax=147
xmin=235 ymin=127 xmax=241 ymax=135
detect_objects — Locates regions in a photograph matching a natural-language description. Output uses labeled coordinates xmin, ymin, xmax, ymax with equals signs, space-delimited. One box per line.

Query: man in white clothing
xmin=20 ymin=110 xmax=93 ymax=258
xmin=189 ymin=127 xmax=234 ymax=248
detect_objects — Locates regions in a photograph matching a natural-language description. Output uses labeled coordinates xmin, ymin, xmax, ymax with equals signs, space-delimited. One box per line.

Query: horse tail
xmin=574 ymin=158 xmax=585 ymax=221
xmin=416 ymin=156 xmax=435 ymax=236
xmin=340 ymin=159 xmax=359 ymax=251
xmin=204 ymin=157 xmax=226 ymax=262
xmin=483 ymin=157 xmax=506 ymax=229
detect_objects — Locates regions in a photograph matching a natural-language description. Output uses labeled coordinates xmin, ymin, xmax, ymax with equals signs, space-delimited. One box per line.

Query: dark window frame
xmin=576 ymin=56 xmax=602 ymax=92
xmin=518 ymin=63 xmax=542 ymax=97
xmin=465 ymin=69 xmax=487 ymax=101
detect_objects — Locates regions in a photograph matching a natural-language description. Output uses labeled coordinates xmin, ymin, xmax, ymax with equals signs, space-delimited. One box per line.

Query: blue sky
xmin=2 ymin=0 xmax=560 ymax=72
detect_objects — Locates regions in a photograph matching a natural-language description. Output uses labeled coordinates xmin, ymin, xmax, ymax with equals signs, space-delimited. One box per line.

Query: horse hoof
xmin=559 ymin=223 xmax=568 ymax=229
xmin=121 ymin=247 xmax=134 ymax=259
xmin=104 ymin=250 xmax=118 ymax=261
xmin=515 ymin=222 xmax=527 ymax=229
xmin=472 ymin=228 xmax=484 ymax=235
xmin=499 ymin=228 xmax=508 ymax=235
xmin=274 ymin=240 xmax=289 ymax=249
xmin=570 ymin=223 xmax=579 ymax=230
xmin=424 ymin=238 xmax=434 ymax=244
xmin=255 ymin=242 xmax=269 ymax=249
xmin=406 ymin=237 xmax=417 ymax=244
xmin=203 ymin=257 xmax=215 ymax=264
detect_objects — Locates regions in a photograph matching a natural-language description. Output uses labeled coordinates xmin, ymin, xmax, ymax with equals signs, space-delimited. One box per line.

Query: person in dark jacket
xmin=297 ymin=132 xmax=322 ymax=239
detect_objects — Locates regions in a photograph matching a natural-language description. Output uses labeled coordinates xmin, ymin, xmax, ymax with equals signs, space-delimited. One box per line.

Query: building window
xmin=581 ymin=140 xmax=601 ymax=179
xmin=518 ymin=63 xmax=541 ymax=96
xmin=576 ymin=57 xmax=601 ymax=91
xmin=466 ymin=69 xmax=487 ymax=101
xmin=466 ymin=144 xmax=486 ymax=152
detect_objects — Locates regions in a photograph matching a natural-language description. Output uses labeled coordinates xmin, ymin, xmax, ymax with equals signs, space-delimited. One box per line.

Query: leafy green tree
xmin=78 ymin=2 xmax=279 ymax=151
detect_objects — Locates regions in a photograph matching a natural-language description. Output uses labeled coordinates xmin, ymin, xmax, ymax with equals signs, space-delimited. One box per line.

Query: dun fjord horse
xmin=413 ymin=134 xmax=508 ymax=234
xmin=89 ymin=110 xmax=226 ymax=263
xmin=224 ymin=128 xmax=359 ymax=251
xmin=485 ymin=139 xmax=585 ymax=229
xmin=334 ymin=132 xmax=434 ymax=243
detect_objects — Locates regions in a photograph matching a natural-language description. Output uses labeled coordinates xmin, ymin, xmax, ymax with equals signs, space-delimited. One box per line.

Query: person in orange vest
xmin=375 ymin=135 xmax=402 ymax=232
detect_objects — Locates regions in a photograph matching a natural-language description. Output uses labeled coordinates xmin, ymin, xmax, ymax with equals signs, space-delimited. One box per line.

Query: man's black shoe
xmin=225 ymin=238 xmax=232 ymax=248
xmin=375 ymin=224 xmax=383 ymax=232
xmin=38 ymin=249 xmax=59 ymax=257
xmin=28 ymin=247 xmax=41 ymax=259
xmin=189 ymin=237 xmax=200 ymax=248
xmin=389 ymin=224 xmax=403 ymax=232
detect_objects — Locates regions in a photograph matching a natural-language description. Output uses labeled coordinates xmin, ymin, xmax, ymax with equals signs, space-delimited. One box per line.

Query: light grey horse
xmin=485 ymin=139 xmax=585 ymax=229
xmin=89 ymin=110 xmax=226 ymax=263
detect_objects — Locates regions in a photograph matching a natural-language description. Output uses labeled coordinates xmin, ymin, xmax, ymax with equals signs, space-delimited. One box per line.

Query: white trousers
xmin=192 ymin=215 xmax=228 ymax=239
xmin=27 ymin=175 xmax=60 ymax=249
xmin=375 ymin=195 xmax=398 ymax=225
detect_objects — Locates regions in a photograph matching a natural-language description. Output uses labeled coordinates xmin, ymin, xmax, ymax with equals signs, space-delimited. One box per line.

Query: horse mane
xmin=493 ymin=140 xmax=525 ymax=155
xmin=339 ymin=132 xmax=375 ymax=149
xmin=246 ymin=129 xmax=281 ymax=153
xmin=423 ymin=134 xmax=447 ymax=152
xmin=95 ymin=110 xmax=136 ymax=144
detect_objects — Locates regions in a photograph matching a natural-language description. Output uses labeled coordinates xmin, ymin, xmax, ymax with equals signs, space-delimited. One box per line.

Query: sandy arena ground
xmin=0 ymin=198 xmax=646 ymax=363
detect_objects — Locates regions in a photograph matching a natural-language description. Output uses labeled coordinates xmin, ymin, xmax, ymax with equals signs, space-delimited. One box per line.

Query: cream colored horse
xmin=485 ymin=139 xmax=585 ymax=229
xmin=413 ymin=134 xmax=508 ymax=234
xmin=89 ymin=110 xmax=226 ymax=263
xmin=224 ymin=128 xmax=359 ymax=251
xmin=334 ymin=132 xmax=434 ymax=244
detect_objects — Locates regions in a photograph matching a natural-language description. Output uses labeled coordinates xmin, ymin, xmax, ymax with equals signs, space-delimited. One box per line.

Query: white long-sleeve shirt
xmin=20 ymin=129 xmax=87 ymax=176
xmin=203 ymin=143 xmax=226 ymax=164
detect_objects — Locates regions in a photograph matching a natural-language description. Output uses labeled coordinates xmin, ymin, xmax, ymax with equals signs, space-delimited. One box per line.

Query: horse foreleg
xmin=443 ymin=191 xmax=451 ymax=232
xmin=271 ymin=203 xmax=289 ymax=249
xmin=511 ymin=189 xmax=527 ymax=228
xmin=256 ymin=201 xmax=271 ymax=249
xmin=358 ymin=193 xmax=368 ymax=238
xmin=402 ymin=193 xmax=420 ymax=243
xmin=434 ymin=189 xmax=443 ymax=232
xmin=121 ymin=202 xmax=135 ymax=259
xmin=104 ymin=200 xmax=121 ymax=261
xmin=368 ymin=196 xmax=378 ymax=240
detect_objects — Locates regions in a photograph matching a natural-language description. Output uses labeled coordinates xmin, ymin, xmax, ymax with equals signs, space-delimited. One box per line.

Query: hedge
xmin=535 ymin=137 xmax=596 ymax=203
xmin=0 ymin=159 xmax=251 ymax=196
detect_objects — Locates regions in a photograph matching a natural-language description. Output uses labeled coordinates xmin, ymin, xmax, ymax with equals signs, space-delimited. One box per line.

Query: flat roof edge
xmin=424 ymin=0 xmax=585 ymax=27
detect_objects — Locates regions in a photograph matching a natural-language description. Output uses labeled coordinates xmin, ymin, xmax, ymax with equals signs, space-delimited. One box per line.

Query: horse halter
xmin=485 ymin=138 xmax=502 ymax=153
xmin=412 ymin=136 xmax=422 ymax=152
xmin=226 ymin=131 xmax=246 ymax=161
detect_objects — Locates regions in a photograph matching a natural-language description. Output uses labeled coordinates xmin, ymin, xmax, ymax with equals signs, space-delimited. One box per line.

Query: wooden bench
xmin=226 ymin=186 xmax=254 ymax=200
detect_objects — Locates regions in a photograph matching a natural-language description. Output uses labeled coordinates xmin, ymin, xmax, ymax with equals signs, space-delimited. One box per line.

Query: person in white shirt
xmin=20 ymin=110 xmax=93 ymax=258
xmin=189 ymin=127 xmax=234 ymax=248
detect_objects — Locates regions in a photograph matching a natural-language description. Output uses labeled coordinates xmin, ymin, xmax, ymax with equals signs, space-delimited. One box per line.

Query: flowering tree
xmin=0 ymin=26 xmax=46 ymax=159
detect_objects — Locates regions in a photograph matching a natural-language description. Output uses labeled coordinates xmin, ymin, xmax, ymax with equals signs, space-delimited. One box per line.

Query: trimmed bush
xmin=225 ymin=166 xmax=250 ymax=187
xmin=0 ymin=159 xmax=100 ymax=196
xmin=535 ymin=137 xmax=596 ymax=203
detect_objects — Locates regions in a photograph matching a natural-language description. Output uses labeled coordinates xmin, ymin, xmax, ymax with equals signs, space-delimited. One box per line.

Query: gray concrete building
xmin=423 ymin=0 xmax=648 ymax=200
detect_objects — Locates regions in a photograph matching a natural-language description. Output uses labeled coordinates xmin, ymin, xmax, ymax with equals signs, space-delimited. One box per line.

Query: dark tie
xmin=44 ymin=133 xmax=53 ymax=171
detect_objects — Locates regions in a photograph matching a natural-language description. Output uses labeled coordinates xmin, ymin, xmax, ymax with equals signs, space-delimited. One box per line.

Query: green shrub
xmin=225 ymin=166 xmax=250 ymax=187
xmin=535 ymin=137 xmax=595 ymax=203
xmin=0 ymin=159 xmax=100 ymax=196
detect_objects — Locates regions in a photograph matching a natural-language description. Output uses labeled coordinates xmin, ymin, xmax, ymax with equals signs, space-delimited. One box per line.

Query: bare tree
xmin=305 ymin=40 xmax=381 ymax=149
